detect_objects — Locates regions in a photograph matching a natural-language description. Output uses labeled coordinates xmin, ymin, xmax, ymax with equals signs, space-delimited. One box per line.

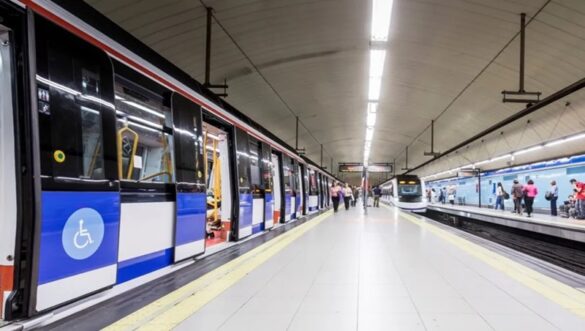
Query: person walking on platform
xmin=330 ymin=181 xmax=342 ymax=213
xmin=548 ymin=180 xmax=559 ymax=216
xmin=373 ymin=186 xmax=382 ymax=207
xmin=511 ymin=180 xmax=523 ymax=215
xmin=570 ymin=178 xmax=585 ymax=219
xmin=522 ymin=180 xmax=538 ymax=218
xmin=343 ymin=184 xmax=353 ymax=210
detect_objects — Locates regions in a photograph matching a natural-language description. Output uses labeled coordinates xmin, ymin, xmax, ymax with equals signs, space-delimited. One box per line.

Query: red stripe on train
xmin=0 ymin=265 xmax=14 ymax=318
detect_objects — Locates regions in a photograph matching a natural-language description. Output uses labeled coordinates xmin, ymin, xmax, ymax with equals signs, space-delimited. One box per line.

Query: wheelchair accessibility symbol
xmin=62 ymin=208 xmax=105 ymax=260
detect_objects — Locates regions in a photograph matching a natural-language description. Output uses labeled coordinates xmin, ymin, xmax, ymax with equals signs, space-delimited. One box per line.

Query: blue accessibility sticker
xmin=61 ymin=208 xmax=105 ymax=260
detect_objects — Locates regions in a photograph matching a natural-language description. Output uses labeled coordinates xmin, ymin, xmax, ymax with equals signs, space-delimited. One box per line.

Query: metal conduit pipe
xmin=404 ymin=76 xmax=585 ymax=176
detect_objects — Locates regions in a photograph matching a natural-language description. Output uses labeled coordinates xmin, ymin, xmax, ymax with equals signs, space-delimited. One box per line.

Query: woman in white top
xmin=495 ymin=182 xmax=504 ymax=210
xmin=343 ymin=184 xmax=353 ymax=210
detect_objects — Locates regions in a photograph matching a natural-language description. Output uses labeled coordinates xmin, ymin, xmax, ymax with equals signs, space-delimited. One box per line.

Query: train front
xmin=395 ymin=176 xmax=427 ymax=213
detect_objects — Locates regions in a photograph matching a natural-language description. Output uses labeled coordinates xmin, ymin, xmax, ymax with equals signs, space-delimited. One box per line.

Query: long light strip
xmin=364 ymin=1 xmax=394 ymax=166
xmin=423 ymin=131 xmax=585 ymax=180
xmin=371 ymin=0 xmax=395 ymax=41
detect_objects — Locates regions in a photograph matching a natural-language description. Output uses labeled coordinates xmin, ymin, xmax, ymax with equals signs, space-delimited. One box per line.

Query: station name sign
xmin=339 ymin=163 xmax=393 ymax=173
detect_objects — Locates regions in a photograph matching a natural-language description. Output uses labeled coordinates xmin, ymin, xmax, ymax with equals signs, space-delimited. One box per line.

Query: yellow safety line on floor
xmin=387 ymin=205 xmax=585 ymax=319
xmin=103 ymin=211 xmax=332 ymax=331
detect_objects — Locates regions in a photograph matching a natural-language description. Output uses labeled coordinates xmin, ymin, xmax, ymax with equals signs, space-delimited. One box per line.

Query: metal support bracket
xmin=424 ymin=120 xmax=441 ymax=157
xmin=204 ymin=7 xmax=228 ymax=97
xmin=502 ymin=13 xmax=541 ymax=105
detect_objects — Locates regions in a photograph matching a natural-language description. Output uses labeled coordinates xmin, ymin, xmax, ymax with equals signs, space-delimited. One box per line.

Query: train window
xmin=248 ymin=137 xmax=261 ymax=191
xmin=35 ymin=16 xmax=116 ymax=181
xmin=113 ymin=71 xmax=175 ymax=183
xmin=282 ymin=156 xmax=292 ymax=193
xmin=260 ymin=142 xmax=273 ymax=192
xmin=172 ymin=93 xmax=204 ymax=184
xmin=235 ymin=128 xmax=250 ymax=191
xmin=309 ymin=170 xmax=318 ymax=195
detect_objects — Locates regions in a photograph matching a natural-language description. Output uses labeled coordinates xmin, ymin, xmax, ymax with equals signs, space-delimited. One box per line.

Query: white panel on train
xmin=36 ymin=265 xmax=117 ymax=311
xmin=220 ymin=139 xmax=232 ymax=221
xmin=252 ymin=199 xmax=264 ymax=225
xmin=0 ymin=29 xmax=17 ymax=319
xmin=118 ymin=202 xmax=175 ymax=262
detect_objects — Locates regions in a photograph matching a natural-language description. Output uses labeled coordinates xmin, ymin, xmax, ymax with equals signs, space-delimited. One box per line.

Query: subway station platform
xmin=45 ymin=206 xmax=585 ymax=331
xmin=428 ymin=203 xmax=585 ymax=243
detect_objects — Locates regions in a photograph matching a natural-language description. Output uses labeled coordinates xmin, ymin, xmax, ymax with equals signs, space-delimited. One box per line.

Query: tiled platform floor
xmin=174 ymin=206 xmax=585 ymax=331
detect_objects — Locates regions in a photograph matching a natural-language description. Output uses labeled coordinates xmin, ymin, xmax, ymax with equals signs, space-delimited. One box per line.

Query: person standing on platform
xmin=330 ymin=181 xmax=341 ymax=213
xmin=522 ymin=179 xmax=538 ymax=218
xmin=548 ymin=180 xmax=559 ymax=216
xmin=511 ymin=179 xmax=524 ymax=215
xmin=343 ymin=184 xmax=353 ymax=210
xmin=352 ymin=186 xmax=359 ymax=207
xmin=447 ymin=185 xmax=456 ymax=205
xmin=570 ymin=179 xmax=585 ymax=219
xmin=373 ymin=186 xmax=382 ymax=207
xmin=495 ymin=182 xmax=505 ymax=210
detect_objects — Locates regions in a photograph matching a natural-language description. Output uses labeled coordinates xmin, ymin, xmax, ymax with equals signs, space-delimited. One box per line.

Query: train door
xmin=297 ymin=163 xmax=304 ymax=216
xmin=282 ymin=155 xmax=292 ymax=222
xmin=290 ymin=159 xmax=298 ymax=220
xmin=271 ymin=153 xmax=282 ymax=223
xmin=302 ymin=165 xmax=309 ymax=215
xmin=261 ymin=142 xmax=274 ymax=229
xmin=248 ymin=136 xmax=264 ymax=234
xmin=308 ymin=169 xmax=319 ymax=214
xmin=32 ymin=18 xmax=121 ymax=312
xmin=318 ymin=173 xmax=324 ymax=209
xmin=0 ymin=22 xmax=17 ymax=321
xmin=171 ymin=94 xmax=206 ymax=262
xmin=234 ymin=128 xmax=252 ymax=239
xmin=202 ymin=119 xmax=233 ymax=247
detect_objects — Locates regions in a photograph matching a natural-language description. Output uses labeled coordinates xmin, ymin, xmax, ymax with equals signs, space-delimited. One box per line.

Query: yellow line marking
xmin=103 ymin=211 xmax=332 ymax=331
xmin=386 ymin=205 xmax=585 ymax=319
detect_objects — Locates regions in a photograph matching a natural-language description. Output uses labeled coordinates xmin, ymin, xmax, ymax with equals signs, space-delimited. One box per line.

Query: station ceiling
xmin=85 ymin=0 xmax=585 ymax=180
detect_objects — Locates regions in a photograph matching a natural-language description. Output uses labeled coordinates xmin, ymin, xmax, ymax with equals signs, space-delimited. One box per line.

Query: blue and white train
xmin=380 ymin=175 xmax=428 ymax=212
xmin=0 ymin=0 xmax=336 ymax=322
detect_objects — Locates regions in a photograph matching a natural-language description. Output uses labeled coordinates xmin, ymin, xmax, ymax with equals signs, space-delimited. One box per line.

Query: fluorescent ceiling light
xmin=513 ymin=145 xmax=543 ymax=156
xmin=371 ymin=0 xmax=394 ymax=41
xmin=490 ymin=154 xmax=512 ymax=162
xmin=368 ymin=77 xmax=382 ymax=101
xmin=367 ymin=102 xmax=378 ymax=114
xmin=474 ymin=160 xmax=490 ymax=166
xmin=365 ymin=127 xmax=375 ymax=141
xmin=366 ymin=111 xmax=377 ymax=127
xmin=369 ymin=50 xmax=386 ymax=78
xmin=564 ymin=133 xmax=585 ymax=143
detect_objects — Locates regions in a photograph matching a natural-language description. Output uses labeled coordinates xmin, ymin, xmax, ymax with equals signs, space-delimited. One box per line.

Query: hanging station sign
xmin=339 ymin=163 xmax=393 ymax=173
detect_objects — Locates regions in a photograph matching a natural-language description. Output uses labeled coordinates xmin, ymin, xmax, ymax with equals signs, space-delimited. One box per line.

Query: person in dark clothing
xmin=373 ymin=186 xmax=382 ymax=207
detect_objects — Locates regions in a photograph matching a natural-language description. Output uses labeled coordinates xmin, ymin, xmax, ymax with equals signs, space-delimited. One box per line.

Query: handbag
xmin=545 ymin=191 xmax=552 ymax=201
xmin=503 ymin=191 xmax=510 ymax=200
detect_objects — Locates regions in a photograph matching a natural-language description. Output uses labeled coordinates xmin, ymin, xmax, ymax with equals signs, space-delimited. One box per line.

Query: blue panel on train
xmin=38 ymin=191 xmax=120 ymax=285
xmin=284 ymin=193 xmax=292 ymax=216
xmin=265 ymin=193 xmax=273 ymax=223
xmin=175 ymin=192 xmax=206 ymax=245
xmin=239 ymin=193 xmax=253 ymax=232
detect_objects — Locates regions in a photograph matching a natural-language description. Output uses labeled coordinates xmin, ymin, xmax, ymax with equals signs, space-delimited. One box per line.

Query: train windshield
xmin=397 ymin=183 xmax=421 ymax=196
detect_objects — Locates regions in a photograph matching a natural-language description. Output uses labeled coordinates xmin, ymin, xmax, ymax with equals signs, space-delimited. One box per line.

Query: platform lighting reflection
xmin=371 ymin=0 xmax=394 ymax=41
xmin=36 ymin=75 xmax=115 ymax=109
xmin=122 ymin=100 xmax=165 ymax=119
